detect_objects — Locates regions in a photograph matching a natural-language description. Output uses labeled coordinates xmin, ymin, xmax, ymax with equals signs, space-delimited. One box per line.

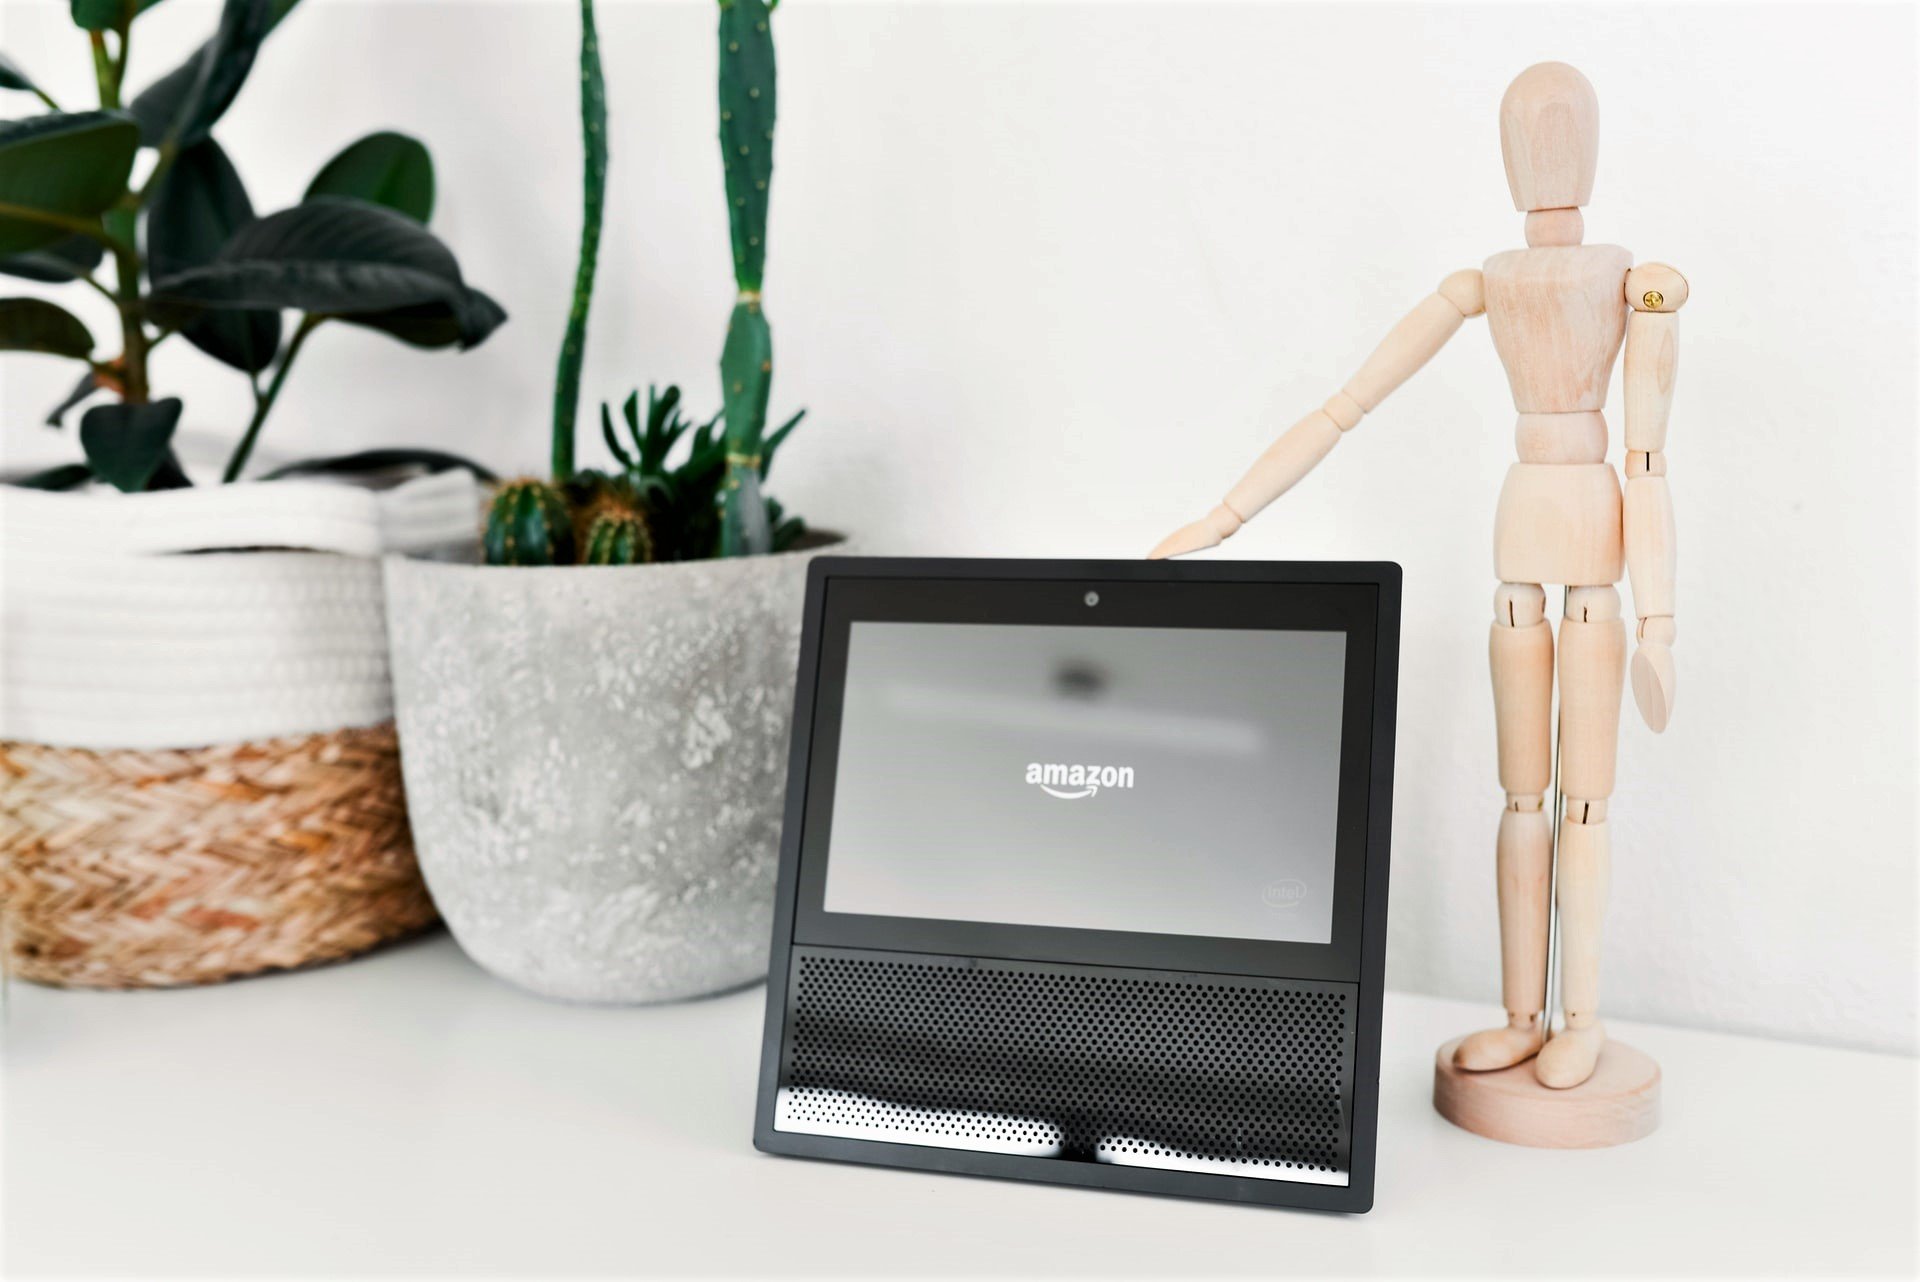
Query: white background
xmin=2 ymin=1 xmax=1914 ymax=1054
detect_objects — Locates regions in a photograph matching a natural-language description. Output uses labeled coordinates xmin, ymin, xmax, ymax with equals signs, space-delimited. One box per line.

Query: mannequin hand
xmin=1148 ymin=520 xmax=1220 ymax=560
xmin=1147 ymin=504 xmax=1243 ymax=560
xmin=1630 ymin=639 xmax=1676 ymax=733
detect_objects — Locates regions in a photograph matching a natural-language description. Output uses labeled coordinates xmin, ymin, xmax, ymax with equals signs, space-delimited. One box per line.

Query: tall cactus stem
xmin=719 ymin=296 xmax=772 ymax=556
xmin=717 ymin=0 xmax=778 ymax=556
xmin=718 ymin=0 xmax=775 ymax=293
xmin=553 ymin=0 xmax=608 ymax=482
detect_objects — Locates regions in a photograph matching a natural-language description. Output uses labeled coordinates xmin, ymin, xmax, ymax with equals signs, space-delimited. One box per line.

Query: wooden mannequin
xmin=1151 ymin=64 xmax=1683 ymax=1112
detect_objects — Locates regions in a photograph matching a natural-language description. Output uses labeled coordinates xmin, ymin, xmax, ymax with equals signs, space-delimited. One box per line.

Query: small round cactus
xmin=581 ymin=509 xmax=653 ymax=565
xmin=485 ymin=479 xmax=575 ymax=566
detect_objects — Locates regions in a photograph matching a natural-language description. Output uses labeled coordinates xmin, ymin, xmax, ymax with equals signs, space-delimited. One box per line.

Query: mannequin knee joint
xmin=1565 ymin=585 xmax=1620 ymax=622
xmin=1494 ymin=582 xmax=1546 ymax=627
xmin=1562 ymin=796 xmax=1609 ymax=825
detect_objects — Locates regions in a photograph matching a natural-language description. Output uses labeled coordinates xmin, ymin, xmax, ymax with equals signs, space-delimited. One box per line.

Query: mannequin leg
xmin=1536 ymin=585 xmax=1626 ymax=1089
xmin=1454 ymin=582 xmax=1554 ymax=1072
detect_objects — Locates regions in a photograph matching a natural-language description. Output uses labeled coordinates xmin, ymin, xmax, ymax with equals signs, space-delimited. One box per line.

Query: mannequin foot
xmin=1535 ymin=1022 xmax=1607 ymax=1089
xmin=1452 ymin=1019 xmax=1545 ymax=1072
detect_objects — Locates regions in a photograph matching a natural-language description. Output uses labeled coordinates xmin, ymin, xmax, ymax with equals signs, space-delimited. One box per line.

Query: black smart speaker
xmin=753 ymin=558 xmax=1400 ymax=1212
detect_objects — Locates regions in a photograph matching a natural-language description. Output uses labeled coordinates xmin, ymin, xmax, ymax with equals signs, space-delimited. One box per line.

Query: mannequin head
xmin=1499 ymin=62 xmax=1599 ymax=213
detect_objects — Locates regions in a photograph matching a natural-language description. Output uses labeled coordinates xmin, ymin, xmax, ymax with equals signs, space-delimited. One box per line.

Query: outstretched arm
xmin=1148 ymin=269 xmax=1486 ymax=559
xmin=1622 ymin=262 xmax=1687 ymax=732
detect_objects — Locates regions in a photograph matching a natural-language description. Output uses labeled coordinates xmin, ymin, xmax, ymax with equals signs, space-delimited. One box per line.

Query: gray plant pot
xmin=383 ymin=536 xmax=844 ymax=1003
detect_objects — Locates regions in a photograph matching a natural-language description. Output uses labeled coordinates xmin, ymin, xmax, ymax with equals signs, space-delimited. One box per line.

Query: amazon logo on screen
xmin=1023 ymin=762 xmax=1136 ymax=801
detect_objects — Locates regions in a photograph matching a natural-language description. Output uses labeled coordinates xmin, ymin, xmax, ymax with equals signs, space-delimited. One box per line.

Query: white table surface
xmin=4 ymin=932 xmax=1914 ymax=1279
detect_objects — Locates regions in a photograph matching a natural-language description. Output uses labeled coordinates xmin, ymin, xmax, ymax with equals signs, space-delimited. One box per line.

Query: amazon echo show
xmin=755 ymin=558 xmax=1401 ymax=1213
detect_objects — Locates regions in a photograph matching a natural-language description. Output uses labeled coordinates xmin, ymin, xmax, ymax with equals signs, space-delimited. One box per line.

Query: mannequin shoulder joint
xmin=1438 ymin=268 xmax=1485 ymax=317
xmin=1627 ymin=262 xmax=1688 ymax=312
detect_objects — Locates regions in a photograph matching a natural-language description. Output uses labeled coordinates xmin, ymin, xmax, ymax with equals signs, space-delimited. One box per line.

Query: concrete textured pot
xmin=383 ymin=537 xmax=843 ymax=1003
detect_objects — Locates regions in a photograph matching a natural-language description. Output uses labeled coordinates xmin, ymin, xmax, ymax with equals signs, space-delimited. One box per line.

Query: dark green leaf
xmin=0 ymin=232 xmax=105 ymax=283
xmin=128 ymin=0 xmax=275 ymax=148
xmin=9 ymin=462 xmax=94 ymax=490
xmin=70 ymin=0 xmax=128 ymax=31
xmin=146 ymin=137 xmax=279 ymax=372
xmin=145 ymin=138 xmax=245 ymax=279
xmin=688 ymin=416 xmax=721 ymax=470
xmin=764 ymin=496 xmax=804 ymax=553
xmin=623 ymin=389 xmax=651 ymax=471
xmin=304 ymin=131 xmax=434 ymax=223
xmin=152 ymin=197 xmax=505 ymax=348
xmin=70 ymin=0 xmax=166 ymax=30
xmin=337 ymin=289 xmax=506 ymax=351
xmin=0 ymin=297 xmax=94 ymax=357
xmin=258 ymin=447 xmax=496 ymax=483
xmin=760 ymin=406 xmax=804 ymax=481
xmin=770 ymin=513 xmax=806 ymax=553
xmin=645 ymin=387 xmax=685 ymax=467
xmin=154 ymin=196 xmax=472 ymax=309
xmin=0 ymin=50 xmax=51 ymax=99
xmin=79 ymin=397 xmax=182 ymax=492
xmin=600 ymin=402 xmax=634 ymax=469
xmin=0 ymin=111 xmax=138 ymax=254
xmin=147 ymin=449 xmax=192 ymax=489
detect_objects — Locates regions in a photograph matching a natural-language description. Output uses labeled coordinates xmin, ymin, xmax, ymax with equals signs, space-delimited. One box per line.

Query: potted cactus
xmin=383 ymin=0 xmax=843 ymax=1004
xmin=0 ymin=0 xmax=504 ymax=988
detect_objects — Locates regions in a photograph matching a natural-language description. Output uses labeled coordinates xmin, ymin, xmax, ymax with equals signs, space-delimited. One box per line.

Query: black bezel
xmin=754 ymin=557 xmax=1402 ymax=1214
xmin=795 ymin=574 xmax=1377 ymax=979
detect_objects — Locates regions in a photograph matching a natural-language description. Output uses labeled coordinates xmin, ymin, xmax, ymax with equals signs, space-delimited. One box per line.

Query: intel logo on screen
xmin=1024 ymin=762 xmax=1136 ymax=801
xmin=1262 ymin=879 xmax=1307 ymax=910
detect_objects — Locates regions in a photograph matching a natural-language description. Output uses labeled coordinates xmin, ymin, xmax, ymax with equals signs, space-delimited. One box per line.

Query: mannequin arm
xmin=1148 ymin=269 xmax=1486 ymax=559
xmin=1621 ymin=262 xmax=1687 ymax=732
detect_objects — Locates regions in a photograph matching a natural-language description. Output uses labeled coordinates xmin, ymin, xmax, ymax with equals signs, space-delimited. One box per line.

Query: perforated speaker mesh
xmin=775 ymin=947 xmax=1357 ymax=1186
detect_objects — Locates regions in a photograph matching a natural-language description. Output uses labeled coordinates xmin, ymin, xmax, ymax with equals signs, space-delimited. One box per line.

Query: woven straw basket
xmin=0 ymin=475 xmax=480 ymax=989
xmin=0 ymin=722 xmax=438 ymax=988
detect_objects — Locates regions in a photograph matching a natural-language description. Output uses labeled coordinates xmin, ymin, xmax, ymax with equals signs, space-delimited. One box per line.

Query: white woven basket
xmin=0 ymin=471 xmax=480 ymax=751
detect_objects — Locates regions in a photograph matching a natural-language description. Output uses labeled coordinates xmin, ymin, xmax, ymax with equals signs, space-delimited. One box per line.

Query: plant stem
xmin=223 ymin=314 xmax=319 ymax=483
xmin=0 ymin=208 xmax=138 ymax=401
xmin=89 ymin=31 xmax=118 ymax=108
xmin=134 ymin=141 xmax=181 ymax=209
xmin=31 ymin=86 xmax=60 ymax=111
xmin=110 ymin=16 xmax=131 ymax=105
xmin=109 ymin=238 xmax=148 ymax=403
xmin=79 ymin=271 xmax=117 ymax=304
xmin=551 ymin=0 xmax=606 ymax=483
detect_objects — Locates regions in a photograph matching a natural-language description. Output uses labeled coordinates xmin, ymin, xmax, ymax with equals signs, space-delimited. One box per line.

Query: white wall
xmin=3 ymin=0 xmax=1914 ymax=1054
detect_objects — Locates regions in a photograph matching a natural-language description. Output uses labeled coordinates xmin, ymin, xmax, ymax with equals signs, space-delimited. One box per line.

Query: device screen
xmin=821 ymin=621 xmax=1347 ymax=945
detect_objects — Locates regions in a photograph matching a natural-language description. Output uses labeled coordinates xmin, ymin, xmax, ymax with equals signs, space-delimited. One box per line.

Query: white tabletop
xmin=4 ymin=933 xmax=1914 ymax=1278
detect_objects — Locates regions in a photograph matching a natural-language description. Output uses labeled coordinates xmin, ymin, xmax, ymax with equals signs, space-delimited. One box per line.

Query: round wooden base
xmin=1433 ymin=1037 xmax=1661 ymax=1149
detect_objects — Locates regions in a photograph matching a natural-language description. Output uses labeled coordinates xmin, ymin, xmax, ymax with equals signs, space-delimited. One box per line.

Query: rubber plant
xmin=0 ymin=0 xmax=505 ymax=493
xmin=484 ymin=0 xmax=807 ymax=567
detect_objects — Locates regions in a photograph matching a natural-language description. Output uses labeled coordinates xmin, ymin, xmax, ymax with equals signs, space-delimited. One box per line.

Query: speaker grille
xmin=775 ymin=948 xmax=1356 ymax=1186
